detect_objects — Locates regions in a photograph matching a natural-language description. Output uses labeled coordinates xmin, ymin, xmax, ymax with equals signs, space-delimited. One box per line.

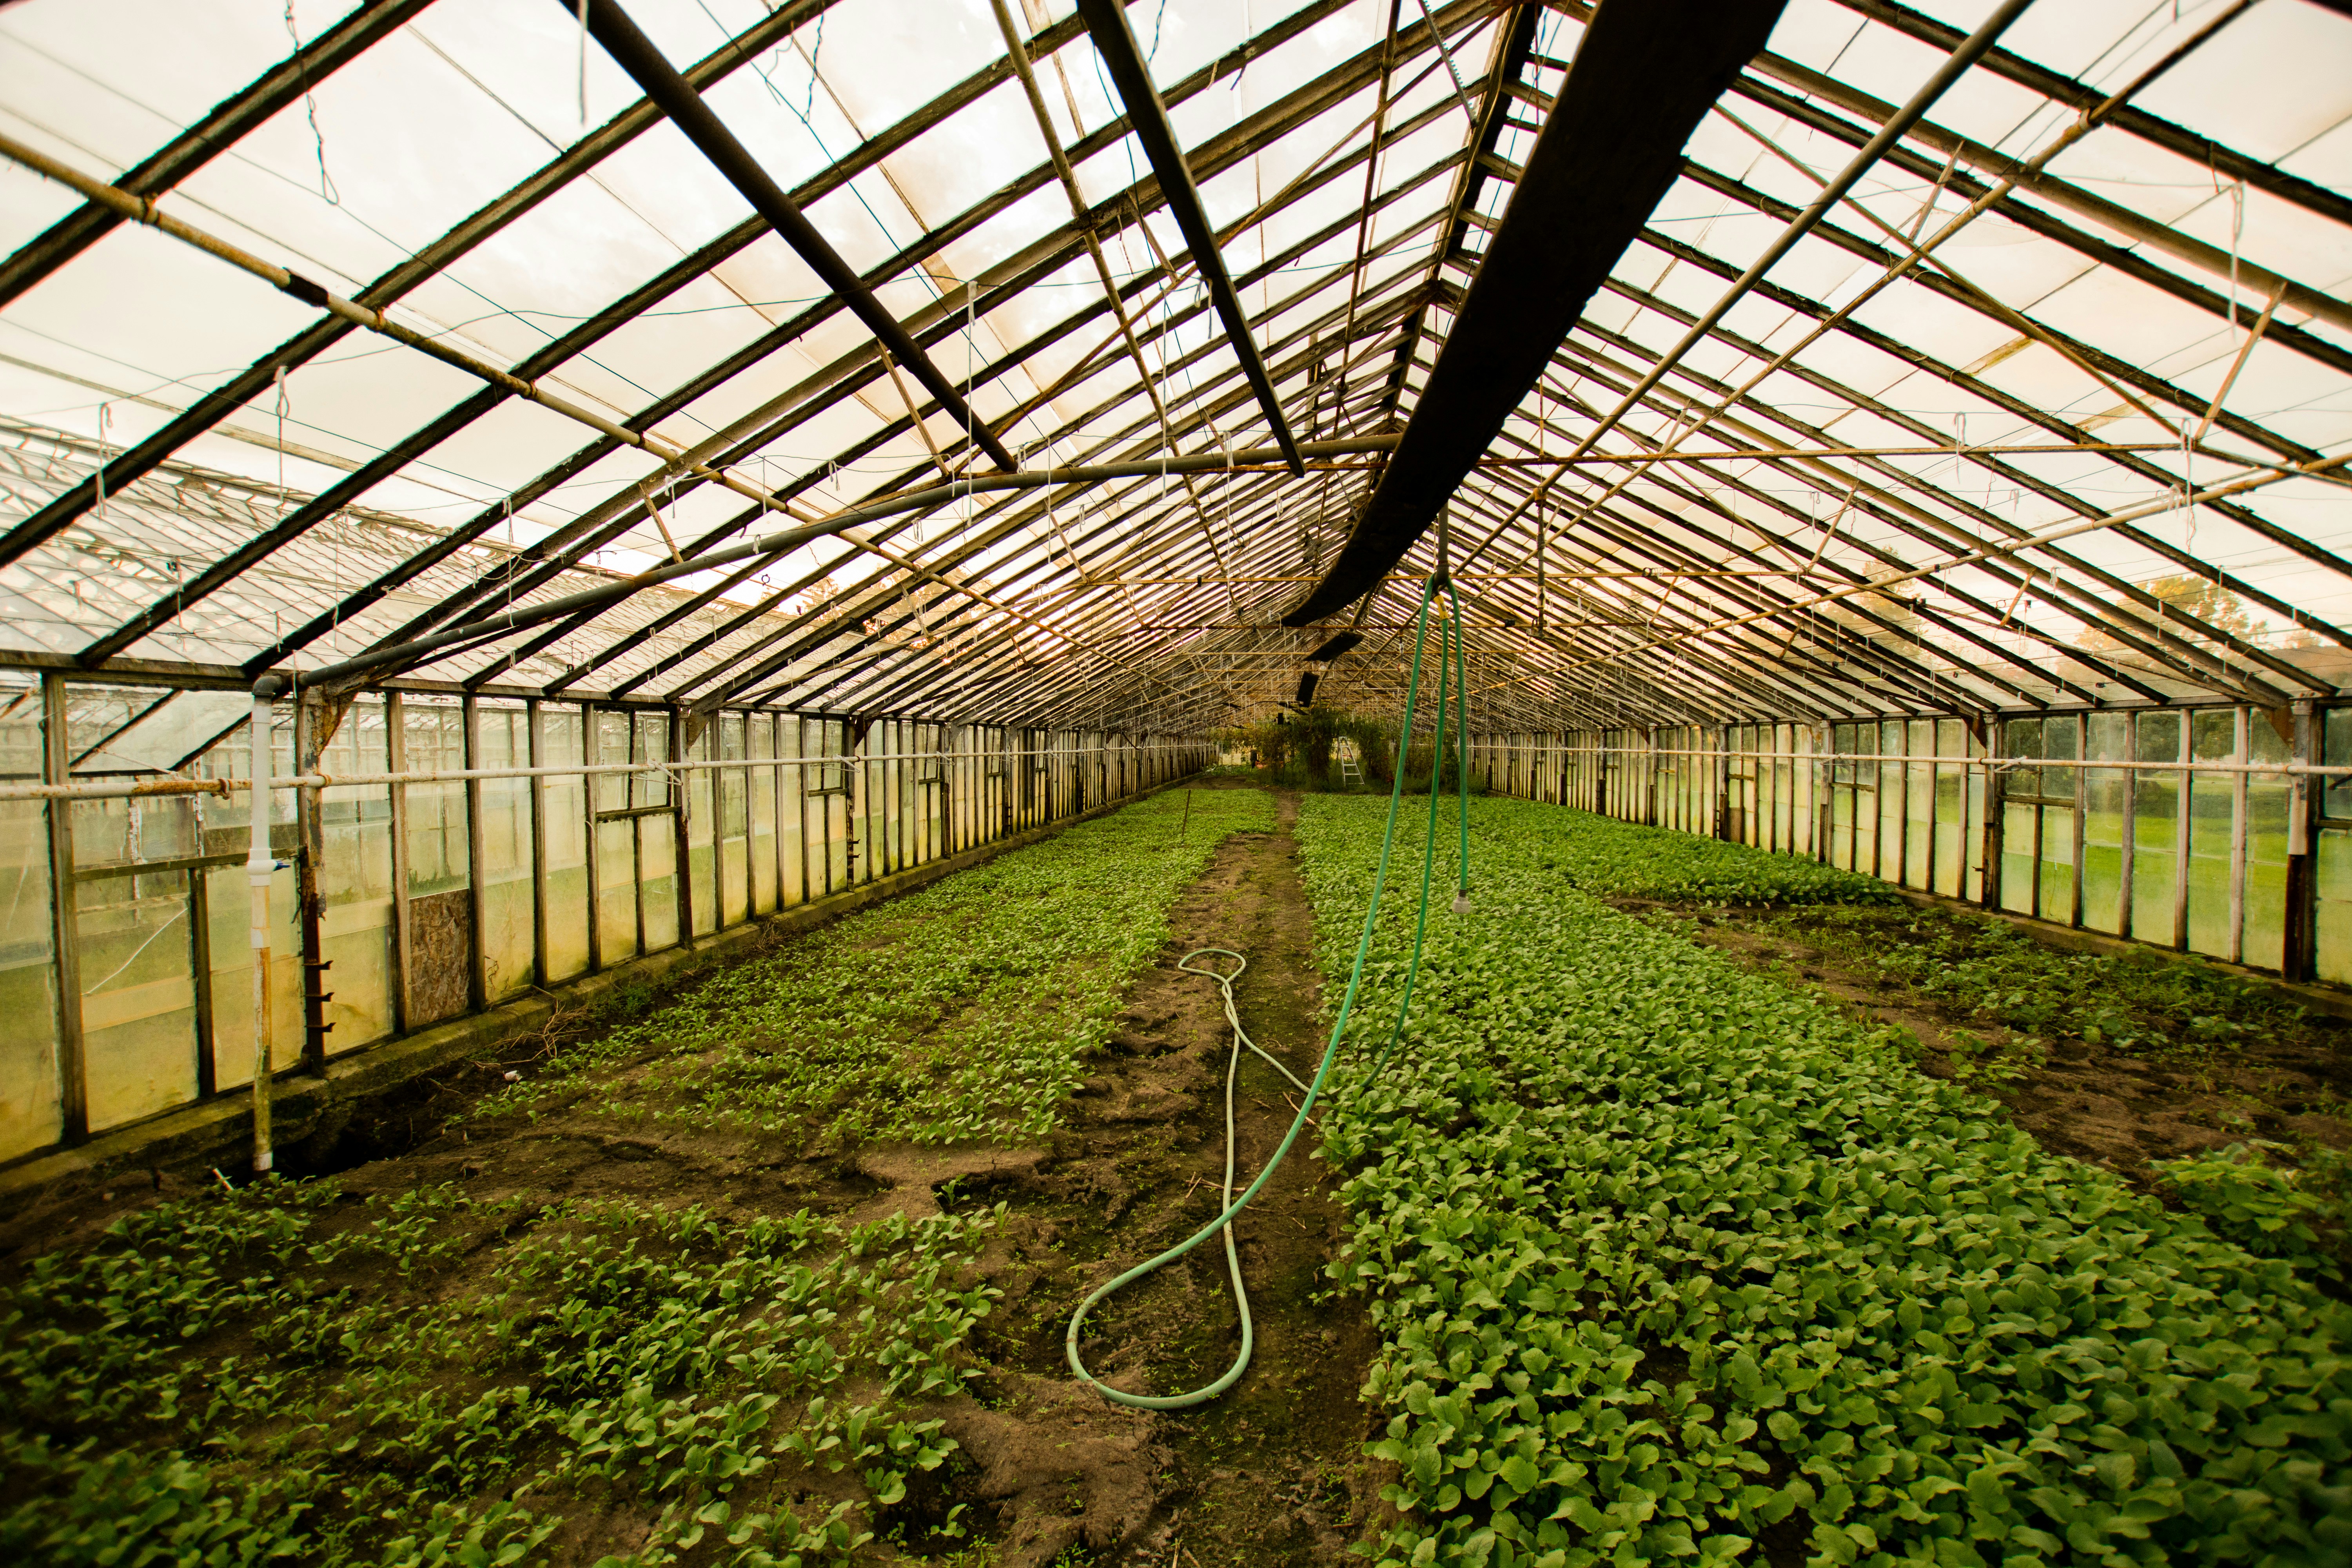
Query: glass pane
xmin=2005 ymin=716 xmax=2043 ymax=800
xmin=477 ymin=706 xmax=533 ymax=1002
xmin=2317 ymin=827 xmax=2352 ymax=985
xmin=2132 ymin=712 xmax=2183 ymax=945
xmin=687 ymin=722 xmax=717 ymax=938
xmin=2042 ymin=714 xmax=2078 ymax=801
xmin=317 ymin=702 xmax=393 ymax=1054
xmin=2326 ymin=709 xmax=2352 ymax=820
xmin=2187 ymin=710 xmax=2237 ymax=958
xmin=597 ymin=818 xmax=637 ymax=962
xmin=780 ymin=717 xmax=805 ymax=908
xmin=1878 ymin=720 xmax=1904 ymax=881
xmin=2245 ymin=716 xmax=2291 ymax=972
xmin=403 ymin=701 xmax=468 ymax=897
xmin=2039 ymin=806 xmax=2076 ymax=924
xmin=1934 ymin=719 xmax=1964 ymax=897
xmin=1904 ymin=721 xmax=1933 ymax=891
xmin=2002 ymin=803 xmax=2037 ymax=915
xmin=542 ymin=708 xmax=590 ymax=983
xmin=640 ymin=819 xmax=679 ymax=953
xmin=77 ymin=865 xmax=194 ymax=1131
xmin=192 ymin=715 xmax=301 ymax=1085
xmin=0 ymin=678 xmax=58 ymax=1159
xmin=2082 ymin=713 xmax=2128 ymax=935
xmin=750 ymin=715 xmax=777 ymax=917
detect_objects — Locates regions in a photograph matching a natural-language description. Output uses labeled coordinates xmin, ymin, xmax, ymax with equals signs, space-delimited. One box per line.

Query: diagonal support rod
xmin=1075 ymin=0 xmax=1305 ymax=476
xmin=572 ymin=0 xmax=1016 ymax=470
xmin=1284 ymin=0 xmax=1789 ymax=626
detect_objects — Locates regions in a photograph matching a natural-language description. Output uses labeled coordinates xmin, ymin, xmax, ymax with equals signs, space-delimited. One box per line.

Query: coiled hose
xmin=1066 ymin=572 xmax=1471 ymax=1408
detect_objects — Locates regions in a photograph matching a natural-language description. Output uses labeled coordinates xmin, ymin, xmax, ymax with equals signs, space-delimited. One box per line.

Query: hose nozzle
xmin=1451 ymin=891 xmax=1472 ymax=915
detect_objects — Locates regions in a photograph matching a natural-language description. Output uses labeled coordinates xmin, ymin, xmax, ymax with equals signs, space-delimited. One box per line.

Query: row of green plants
xmin=1528 ymin=807 xmax=1898 ymax=907
xmin=1 ymin=1179 xmax=996 ymax=1565
xmin=488 ymin=786 xmax=1276 ymax=1147
xmin=1298 ymin=795 xmax=2351 ymax=1568
xmin=1728 ymin=902 xmax=2319 ymax=1065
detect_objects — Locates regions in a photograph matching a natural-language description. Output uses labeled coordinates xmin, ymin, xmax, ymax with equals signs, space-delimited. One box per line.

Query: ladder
xmin=1335 ymin=742 xmax=1365 ymax=789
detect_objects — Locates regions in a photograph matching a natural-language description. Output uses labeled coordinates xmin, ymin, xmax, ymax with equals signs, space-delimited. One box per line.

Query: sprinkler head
xmin=1450 ymin=891 xmax=1472 ymax=915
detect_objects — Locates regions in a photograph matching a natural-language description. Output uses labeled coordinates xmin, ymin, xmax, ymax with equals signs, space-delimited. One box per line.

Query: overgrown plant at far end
xmin=1299 ymin=793 xmax=2352 ymax=1568
xmin=0 ymin=1179 xmax=998 ymax=1566
xmin=1214 ymin=704 xmax=1472 ymax=795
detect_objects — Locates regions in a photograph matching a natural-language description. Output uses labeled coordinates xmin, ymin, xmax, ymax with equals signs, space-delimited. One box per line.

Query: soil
xmin=1617 ymin=898 xmax=2352 ymax=1191
xmin=0 ymin=789 xmax=1376 ymax=1568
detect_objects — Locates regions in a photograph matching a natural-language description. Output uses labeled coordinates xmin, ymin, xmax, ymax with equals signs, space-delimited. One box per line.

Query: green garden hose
xmin=1066 ymin=573 xmax=1472 ymax=1408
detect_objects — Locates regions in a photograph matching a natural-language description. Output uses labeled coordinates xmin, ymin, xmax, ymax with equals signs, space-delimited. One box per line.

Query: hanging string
xmin=285 ymin=2 xmax=339 ymax=205
xmin=273 ymin=365 xmax=289 ymax=503
xmin=93 ymin=401 xmax=110 ymax=523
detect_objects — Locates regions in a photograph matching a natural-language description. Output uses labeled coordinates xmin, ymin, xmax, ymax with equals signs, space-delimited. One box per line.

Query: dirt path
xmin=951 ymin=791 xmax=1377 ymax=1566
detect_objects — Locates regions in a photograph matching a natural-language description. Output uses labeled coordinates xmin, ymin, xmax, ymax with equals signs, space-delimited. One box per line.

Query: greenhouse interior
xmin=0 ymin=0 xmax=2348 ymax=1562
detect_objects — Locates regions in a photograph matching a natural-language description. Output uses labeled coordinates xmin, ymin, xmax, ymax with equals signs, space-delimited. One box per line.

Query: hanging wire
xmin=92 ymin=401 xmax=109 ymax=523
xmin=285 ymin=1 xmax=340 ymax=205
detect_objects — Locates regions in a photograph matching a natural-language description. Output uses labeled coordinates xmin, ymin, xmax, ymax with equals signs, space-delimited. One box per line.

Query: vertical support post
xmin=2118 ymin=712 xmax=2137 ymax=936
xmin=527 ymin=699 xmax=548 ymax=989
xmin=1714 ymin=725 xmax=1731 ymax=840
xmin=2069 ymin=719 xmax=2088 ymax=929
xmin=387 ymin=690 xmax=413 ymax=1034
xmin=245 ymin=677 xmax=286 ymax=1174
xmin=188 ymin=855 xmax=216 ymax=1099
xmin=2285 ymin=700 xmax=2319 ymax=981
xmin=2229 ymin=706 xmax=2249 ymax=965
xmin=2171 ymin=716 xmax=2192 ymax=951
xmin=294 ymin=694 xmax=330 ymax=1076
xmin=41 ymin=671 xmax=85 ymax=1144
xmin=462 ymin=693 xmax=488 ymax=1014
xmin=1982 ymin=720 xmax=2006 ymax=911
xmin=671 ymin=707 xmax=696 ymax=946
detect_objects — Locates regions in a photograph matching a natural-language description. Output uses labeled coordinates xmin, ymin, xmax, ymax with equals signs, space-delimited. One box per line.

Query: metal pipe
xmin=1282 ymin=0 xmax=1791 ymax=626
xmin=288 ymin=436 xmax=1399 ymax=691
xmin=569 ymin=0 xmax=1015 ymax=471
xmin=1074 ymin=0 xmax=1305 ymax=475
xmin=0 ymin=128 xmax=826 ymax=532
xmin=1504 ymin=0 xmax=2035 ymax=538
xmin=0 ymin=741 xmax=1202 ymax=803
xmin=247 ymin=674 xmax=289 ymax=1174
xmin=1485 ymin=443 xmax=2352 ymax=691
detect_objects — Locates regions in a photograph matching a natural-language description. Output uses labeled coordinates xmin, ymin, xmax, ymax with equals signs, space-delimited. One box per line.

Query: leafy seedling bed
xmin=1640 ymin=900 xmax=2352 ymax=1265
xmin=1 ymin=786 xmax=1380 ymax=1567
xmin=1297 ymin=795 xmax=2352 ymax=1568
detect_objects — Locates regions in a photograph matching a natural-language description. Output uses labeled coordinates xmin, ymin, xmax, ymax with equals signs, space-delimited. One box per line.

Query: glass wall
xmin=1479 ymin=704 xmax=2324 ymax=985
xmin=0 ymin=682 xmax=1206 ymax=1167
xmin=0 ymin=675 xmax=56 ymax=1161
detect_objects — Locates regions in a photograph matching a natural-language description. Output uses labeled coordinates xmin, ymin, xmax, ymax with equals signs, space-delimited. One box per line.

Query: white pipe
xmin=0 ymin=741 xmax=1202 ymax=803
xmin=246 ymin=679 xmax=285 ymax=1175
xmin=1474 ymin=741 xmax=2343 ymax=778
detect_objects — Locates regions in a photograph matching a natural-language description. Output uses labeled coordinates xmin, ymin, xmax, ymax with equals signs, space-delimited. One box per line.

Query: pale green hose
xmin=1065 ymin=575 xmax=1472 ymax=1408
